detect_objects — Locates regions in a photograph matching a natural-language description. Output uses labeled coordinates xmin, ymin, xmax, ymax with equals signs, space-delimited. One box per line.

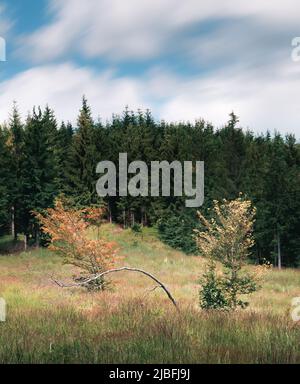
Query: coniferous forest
xmin=0 ymin=97 xmax=299 ymax=267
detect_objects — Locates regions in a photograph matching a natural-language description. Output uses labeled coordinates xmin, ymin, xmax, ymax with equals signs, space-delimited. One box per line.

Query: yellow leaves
xmin=249 ymin=263 xmax=271 ymax=285
xmin=195 ymin=196 xmax=256 ymax=265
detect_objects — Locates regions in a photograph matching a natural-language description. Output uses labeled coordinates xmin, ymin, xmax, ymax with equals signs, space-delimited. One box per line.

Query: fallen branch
xmin=52 ymin=267 xmax=178 ymax=310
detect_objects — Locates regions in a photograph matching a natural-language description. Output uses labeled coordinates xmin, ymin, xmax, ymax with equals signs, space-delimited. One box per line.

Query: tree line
xmin=0 ymin=97 xmax=299 ymax=267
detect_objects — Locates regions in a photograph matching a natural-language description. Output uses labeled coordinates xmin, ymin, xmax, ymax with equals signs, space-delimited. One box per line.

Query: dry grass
xmin=0 ymin=224 xmax=299 ymax=363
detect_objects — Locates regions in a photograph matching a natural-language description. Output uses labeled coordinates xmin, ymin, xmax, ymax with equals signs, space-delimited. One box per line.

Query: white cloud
xmin=1 ymin=1 xmax=299 ymax=137
xmin=0 ymin=61 xmax=300 ymax=137
xmin=22 ymin=0 xmax=300 ymax=63
xmin=157 ymin=65 xmax=300 ymax=137
xmin=0 ymin=63 xmax=146 ymax=124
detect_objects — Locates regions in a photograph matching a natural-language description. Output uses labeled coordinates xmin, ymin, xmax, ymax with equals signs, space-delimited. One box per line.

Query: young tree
xmin=36 ymin=199 xmax=178 ymax=307
xmin=195 ymin=197 xmax=264 ymax=310
xmin=35 ymin=199 xmax=118 ymax=290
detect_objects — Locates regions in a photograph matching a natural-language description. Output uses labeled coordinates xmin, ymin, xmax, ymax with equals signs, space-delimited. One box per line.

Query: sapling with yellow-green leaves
xmin=195 ymin=196 xmax=268 ymax=310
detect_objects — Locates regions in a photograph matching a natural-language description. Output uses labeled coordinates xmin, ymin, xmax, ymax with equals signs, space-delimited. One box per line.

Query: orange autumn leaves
xmin=35 ymin=200 xmax=119 ymax=276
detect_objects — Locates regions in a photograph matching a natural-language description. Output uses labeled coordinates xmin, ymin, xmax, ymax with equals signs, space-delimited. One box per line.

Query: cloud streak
xmin=1 ymin=1 xmax=300 ymax=137
xmin=22 ymin=0 xmax=300 ymax=63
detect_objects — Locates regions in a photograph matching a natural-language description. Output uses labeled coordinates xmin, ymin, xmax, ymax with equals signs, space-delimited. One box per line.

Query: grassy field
xmin=0 ymin=224 xmax=299 ymax=364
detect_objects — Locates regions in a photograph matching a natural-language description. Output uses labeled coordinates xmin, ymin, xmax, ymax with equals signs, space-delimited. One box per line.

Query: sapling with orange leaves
xmin=35 ymin=200 xmax=119 ymax=291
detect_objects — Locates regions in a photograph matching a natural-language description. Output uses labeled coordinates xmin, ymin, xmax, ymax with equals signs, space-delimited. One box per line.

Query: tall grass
xmin=0 ymin=299 xmax=298 ymax=364
xmin=0 ymin=225 xmax=299 ymax=364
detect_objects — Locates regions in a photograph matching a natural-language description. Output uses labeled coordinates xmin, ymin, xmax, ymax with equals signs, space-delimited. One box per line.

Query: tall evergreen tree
xmin=21 ymin=107 xmax=59 ymax=243
xmin=7 ymin=103 xmax=24 ymax=238
xmin=0 ymin=126 xmax=11 ymax=234
xmin=67 ymin=97 xmax=98 ymax=206
xmin=57 ymin=121 xmax=74 ymax=192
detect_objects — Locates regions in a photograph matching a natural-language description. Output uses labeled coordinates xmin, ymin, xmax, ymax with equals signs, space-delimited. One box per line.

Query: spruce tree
xmin=0 ymin=126 xmax=10 ymax=234
xmin=57 ymin=121 xmax=74 ymax=192
xmin=67 ymin=97 xmax=98 ymax=207
xmin=21 ymin=107 xmax=59 ymax=243
xmin=7 ymin=103 xmax=24 ymax=238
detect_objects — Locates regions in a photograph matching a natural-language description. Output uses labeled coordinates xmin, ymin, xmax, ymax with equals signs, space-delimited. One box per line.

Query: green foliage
xmin=131 ymin=223 xmax=142 ymax=234
xmin=20 ymin=107 xmax=59 ymax=241
xmin=0 ymin=101 xmax=298 ymax=266
xmin=57 ymin=121 xmax=73 ymax=192
xmin=0 ymin=127 xmax=11 ymax=233
xmin=8 ymin=103 xmax=24 ymax=237
xmin=66 ymin=97 xmax=98 ymax=207
xmin=222 ymin=269 xmax=258 ymax=309
xmin=197 ymin=198 xmax=261 ymax=310
xmin=158 ymin=211 xmax=198 ymax=254
xmin=199 ymin=261 xmax=228 ymax=310
xmin=199 ymin=261 xmax=259 ymax=311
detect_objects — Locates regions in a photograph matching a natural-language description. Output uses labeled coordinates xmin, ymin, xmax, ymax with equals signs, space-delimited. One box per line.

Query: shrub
xmin=35 ymin=200 xmax=118 ymax=291
xmin=196 ymin=197 xmax=265 ymax=310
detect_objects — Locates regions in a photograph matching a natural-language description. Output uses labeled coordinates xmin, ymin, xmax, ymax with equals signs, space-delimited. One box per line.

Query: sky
xmin=0 ymin=0 xmax=300 ymax=137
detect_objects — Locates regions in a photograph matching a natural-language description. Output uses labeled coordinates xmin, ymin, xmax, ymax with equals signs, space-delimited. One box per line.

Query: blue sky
xmin=0 ymin=0 xmax=300 ymax=137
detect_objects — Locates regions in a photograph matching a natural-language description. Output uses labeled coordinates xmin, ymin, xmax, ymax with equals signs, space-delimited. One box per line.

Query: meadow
xmin=0 ymin=225 xmax=299 ymax=364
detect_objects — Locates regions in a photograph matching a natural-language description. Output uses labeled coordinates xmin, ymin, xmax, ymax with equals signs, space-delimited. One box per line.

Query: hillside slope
xmin=0 ymin=224 xmax=299 ymax=363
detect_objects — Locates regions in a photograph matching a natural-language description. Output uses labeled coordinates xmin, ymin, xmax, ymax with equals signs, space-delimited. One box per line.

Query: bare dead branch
xmin=51 ymin=267 xmax=178 ymax=310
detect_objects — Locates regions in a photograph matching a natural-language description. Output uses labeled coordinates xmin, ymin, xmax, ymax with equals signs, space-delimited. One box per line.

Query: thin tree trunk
xmin=123 ymin=210 xmax=126 ymax=229
xmin=11 ymin=206 xmax=15 ymax=240
xmin=108 ymin=201 xmax=112 ymax=223
xmin=141 ymin=207 xmax=144 ymax=226
xmin=36 ymin=227 xmax=40 ymax=248
xmin=24 ymin=234 xmax=27 ymax=252
xmin=277 ymin=230 xmax=282 ymax=270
